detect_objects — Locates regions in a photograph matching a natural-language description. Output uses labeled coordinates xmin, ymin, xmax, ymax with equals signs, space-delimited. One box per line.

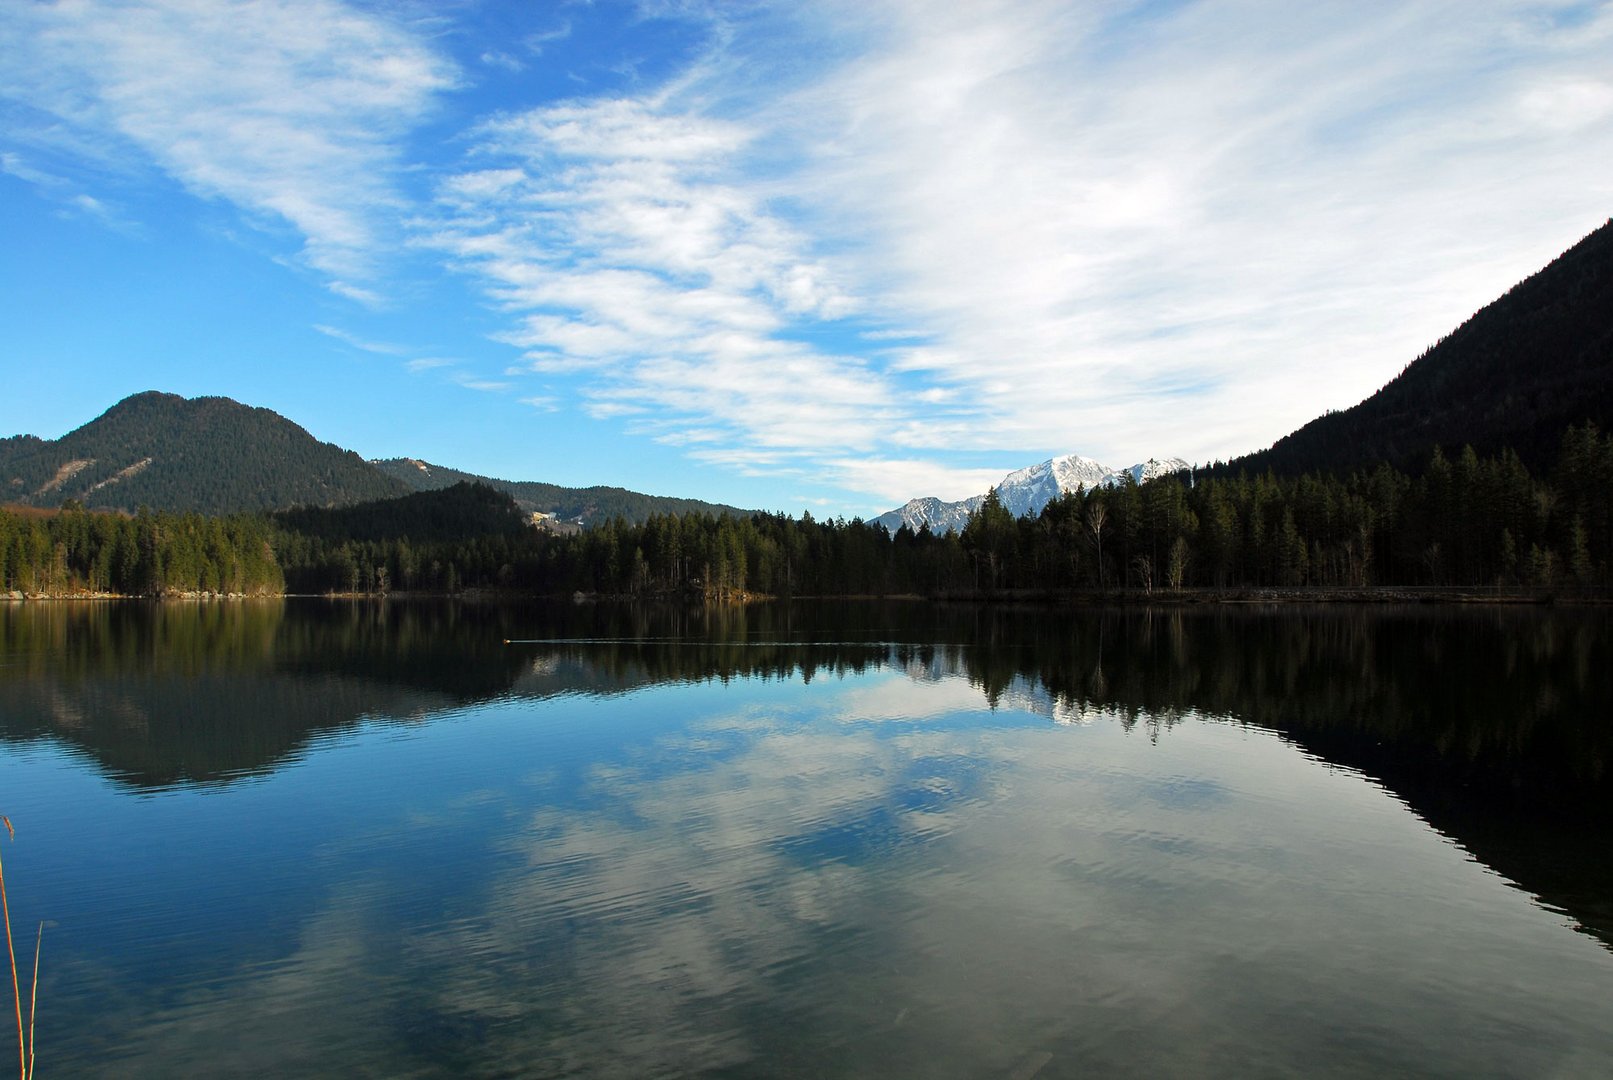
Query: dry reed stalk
xmin=25 ymin=926 xmax=37 ymax=1080
xmin=0 ymin=817 xmax=39 ymax=1080
xmin=0 ymin=828 xmax=21 ymax=1080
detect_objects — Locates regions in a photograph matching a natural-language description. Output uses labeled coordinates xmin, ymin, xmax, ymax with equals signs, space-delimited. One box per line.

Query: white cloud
xmin=2 ymin=148 xmax=136 ymax=229
xmin=585 ymin=401 xmax=651 ymax=419
xmin=415 ymin=0 xmax=1613 ymax=509
xmin=405 ymin=357 xmax=459 ymax=372
xmin=480 ymin=50 xmax=525 ymax=73
xmin=453 ymin=373 xmax=513 ymax=393
xmin=485 ymin=98 xmax=750 ymax=162
xmin=2 ymin=0 xmax=457 ymax=285
xmin=424 ymin=92 xmax=894 ymax=466
xmin=325 ymin=280 xmax=387 ymax=306
xmin=769 ymin=0 xmax=1613 ymax=465
xmin=72 ymin=192 xmax=109 ymax=216
xmin=824 ymin=457 xmax=1016 ymax=505
xmin=1515 ymin=77 xmax=1613 ymax=131
xmin=523 ymin=22 xmax=574 ymax=57
xmin=11 ymin=0 xmax=1610 ymax=512
xmin=314 ymin=323 xmax=408 ymax=356
xmin=1 ymin=151 xmax=65 ymax=189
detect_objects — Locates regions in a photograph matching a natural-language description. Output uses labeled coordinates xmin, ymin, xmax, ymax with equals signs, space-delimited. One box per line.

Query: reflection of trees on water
xmin=3 ymin=601 xmax=1608 ymax=799
xmin=0 ymin=600 xmax=534 ymax=786
xmin=3 ymin=599 xmax=1610 ymax=945
xmin=965 ymin=604 xmax=1613 ymax=950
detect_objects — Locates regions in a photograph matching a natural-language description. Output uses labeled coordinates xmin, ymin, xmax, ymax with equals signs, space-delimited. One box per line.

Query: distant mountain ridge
xmin=1217 ymin=217 xmax=1613 ymax=478
xmin=875 ymin=454 xmax=1189 ymax=535
xmin=370 ymin=458 xmax=752 ymax=526
xmin=0 ymin=391 xmax=406 ymax=514
xmin=0 ymin=390 xmax=752 ymax=523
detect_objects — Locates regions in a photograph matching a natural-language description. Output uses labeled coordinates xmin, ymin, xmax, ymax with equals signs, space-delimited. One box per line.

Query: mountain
xmin=876 ymin=494 xmax=989 ymax=537
xmin=875 ymin=453 xmax=1189 ymax=535
xmin=0 ymin=391 xmax=407 ymax=514
xmin=371 ymin=457 xmax=752 ymax=527
xmin=1 ymin=391 xmax=754 ymax=523
xmin=990 ymin=455 xmax=1189 ymax=517
xmin=1218 ymin=217 xmax=1613 ymax=478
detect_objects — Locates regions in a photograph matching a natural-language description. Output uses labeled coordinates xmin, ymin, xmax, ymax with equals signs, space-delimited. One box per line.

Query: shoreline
xmin=4 ymin=585 xmax=1606 ymax=606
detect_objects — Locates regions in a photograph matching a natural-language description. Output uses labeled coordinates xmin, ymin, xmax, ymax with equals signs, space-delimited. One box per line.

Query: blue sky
xmin=3 ymin=0 xmax=1610 ymax=517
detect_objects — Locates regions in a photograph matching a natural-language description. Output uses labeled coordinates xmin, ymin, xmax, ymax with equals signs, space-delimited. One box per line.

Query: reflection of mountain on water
xmin=4 ymin=671 xmax=456 ymax=788
xmin=0 ymin=601 xmax=529 ymax=787
xmin=3 ymin=599 xmax=1609 ymax=947
xmin=0 ymin=601 xmax=911 ymax=786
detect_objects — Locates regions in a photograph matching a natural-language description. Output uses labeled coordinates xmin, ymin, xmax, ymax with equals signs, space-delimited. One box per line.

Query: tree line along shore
xmin=3 ymin=422 xmax=1610 ymax=603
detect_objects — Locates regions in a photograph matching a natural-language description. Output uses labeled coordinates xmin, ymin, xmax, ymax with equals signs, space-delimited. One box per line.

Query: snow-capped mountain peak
xmin=992 ymin=454 xmax=1114 ymax=518
xmin=874 ymin=454 xmax=1189 ymax=535
xmin=878 ymin=493 xmax=987 ymax=537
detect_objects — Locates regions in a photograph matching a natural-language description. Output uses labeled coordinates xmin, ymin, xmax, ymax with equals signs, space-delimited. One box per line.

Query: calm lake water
xmin=1 ymin=599 xmax=1611 ymax=1078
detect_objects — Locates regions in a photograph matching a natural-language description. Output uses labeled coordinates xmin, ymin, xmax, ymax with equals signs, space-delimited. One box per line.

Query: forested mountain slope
xmin=1216 ymin=218 xmax=1613 ymax=478
xmin=0 ymin=391 xmax=407 ymax=514
xmin=273 ymin=482 xmax=528 ymax=544
xmin=0 ymin=392 xmax=743 ymax=523
xmin=371 ymin=457 xmax=751 ymax=526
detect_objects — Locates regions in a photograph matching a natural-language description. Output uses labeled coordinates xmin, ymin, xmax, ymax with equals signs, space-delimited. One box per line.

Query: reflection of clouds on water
xmin=826 ymin=669 xmax=985 ymax=724
xmin=415 ymin=703 xmax=978 ymax=1076
xmin=71 ymin=895 xmax=424 ymax=1079
xmin=396 ymin=681 xmax=1557 ymax=1074
xmin=40 ymin=657 xmax=1613 ymax=1078
xmin=13 ymin=603 xmax=1613 ymax=1075
xmin=833 ymin=662 xmax=1201 ymax=733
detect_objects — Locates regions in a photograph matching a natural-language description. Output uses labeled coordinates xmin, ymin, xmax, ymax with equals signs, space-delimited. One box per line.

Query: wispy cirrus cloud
xmin=774 ymin=0 xmax=1613 ymax=465
xmin=422 ymin=94 xmax=897 ymax=461
xmin=412 ymin=0 xmax=1613 ymax=505
xmin=1 ymin=148 xmax=139 ymax=231
xmin=6 ymin=0 xmax=1610 ymax=513
xmin=406 ymin=357 xmax=460 ymax=373
xmin=823 ymin=457 xmax=1019 ymax=506
xmin=314 ymin=324 xmax=409 ymax=356
xmin=453 ymin=373 xmax=515 ymax=394
xmin=1 ymin=0 xmax=457 ymax=294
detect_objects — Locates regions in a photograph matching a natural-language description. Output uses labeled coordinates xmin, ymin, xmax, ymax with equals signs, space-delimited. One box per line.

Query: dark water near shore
xmin=1 ymin=599 xmax=1611 ymax=1077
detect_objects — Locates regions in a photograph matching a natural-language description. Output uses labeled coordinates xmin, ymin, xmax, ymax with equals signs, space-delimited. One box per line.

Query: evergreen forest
xmin=369 ymin=457 xmax=752 ymax=526
xmin=0 ymin=504 xmax=283 ymax=596
xmin=4 ymin=422 xmax=1610 ymax=600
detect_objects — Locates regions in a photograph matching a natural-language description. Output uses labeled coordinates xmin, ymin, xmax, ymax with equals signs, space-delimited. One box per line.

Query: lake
xmin=1 ymin=599 xmax=1611 ymax=1077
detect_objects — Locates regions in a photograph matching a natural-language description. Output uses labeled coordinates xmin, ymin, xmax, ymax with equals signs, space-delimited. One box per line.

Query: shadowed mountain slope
xmin=1215 ymin=218 xmax=1613 ymax=478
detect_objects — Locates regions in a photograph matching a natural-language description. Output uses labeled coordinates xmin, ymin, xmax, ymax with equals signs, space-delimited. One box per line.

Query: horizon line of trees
xmin=0 ymin=503 xmax=283 ymax=596
xmin=4 ymin=422 xmax=1610 ymax=599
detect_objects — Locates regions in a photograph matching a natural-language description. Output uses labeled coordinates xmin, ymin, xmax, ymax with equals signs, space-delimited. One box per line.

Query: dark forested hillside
xmin=270 ymin=482 xmax=530 ymax=593
xmin=0 ymin=391 xmax=408 ymax=514
xmin=273 ymin=482 xmax=527 ymax=544
xmin=371 ymin=457 xmax=751 ymax=526
xmin=1216 ymin=218 xmax=1613 ymax=478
